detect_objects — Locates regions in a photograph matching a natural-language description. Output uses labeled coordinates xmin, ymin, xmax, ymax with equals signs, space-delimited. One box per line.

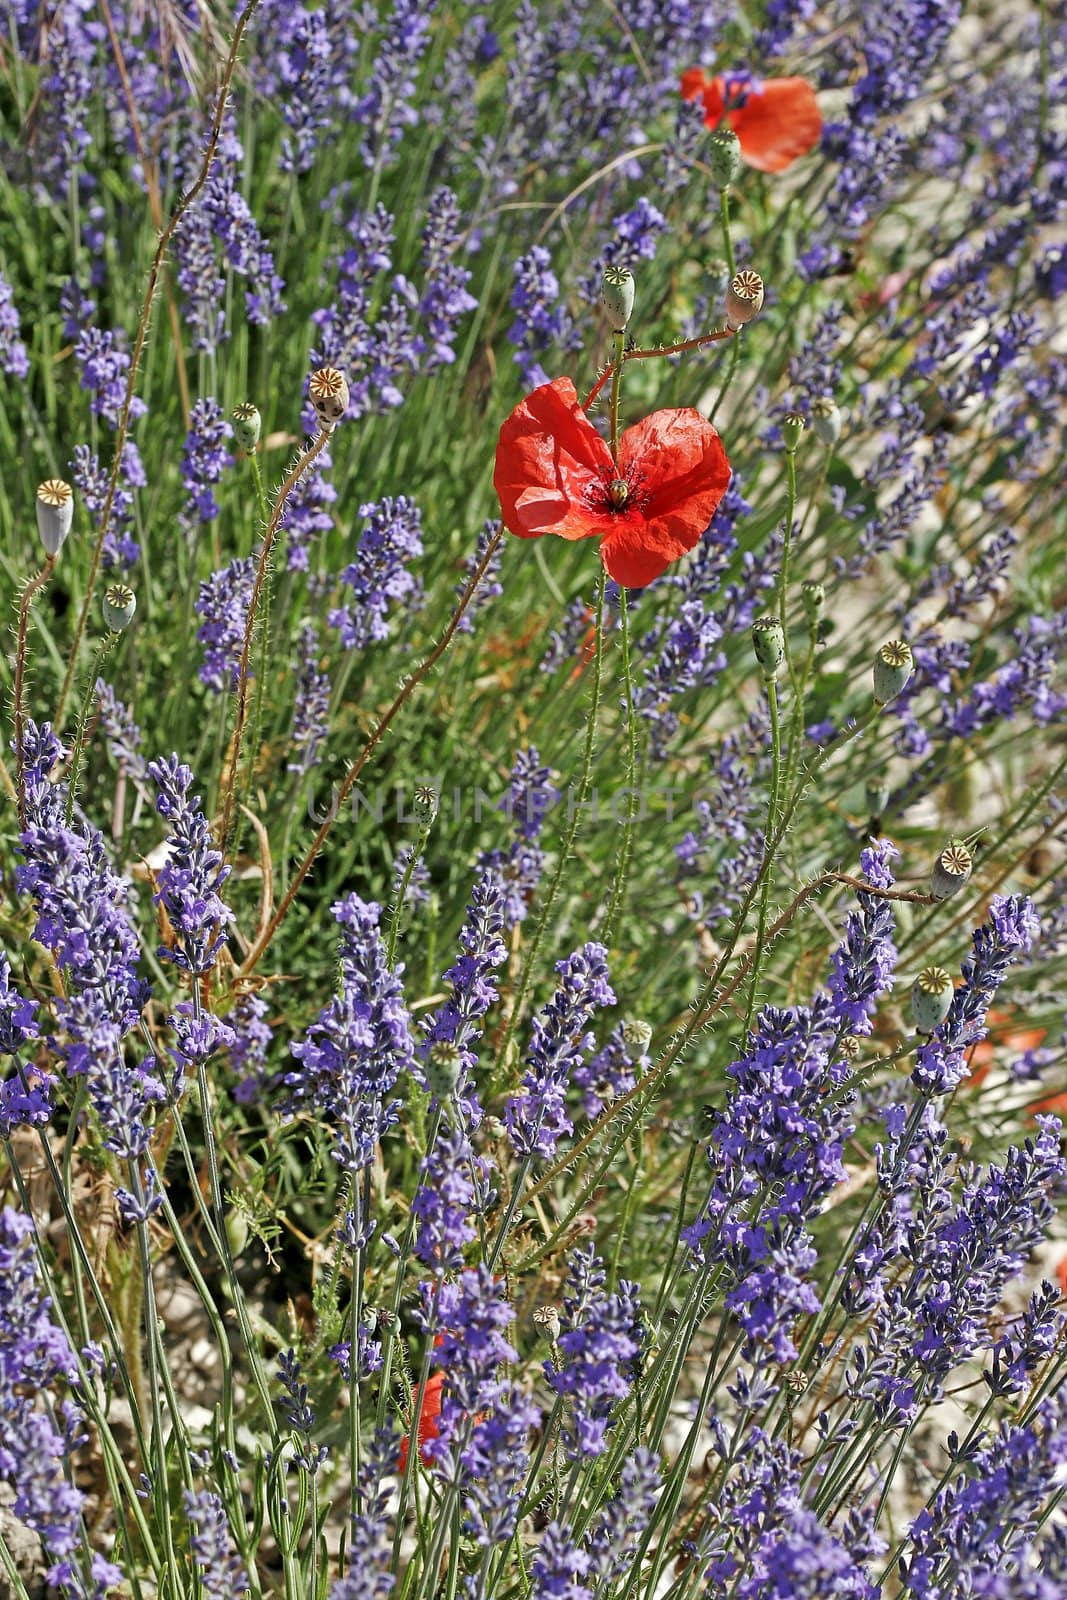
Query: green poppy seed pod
xmin=912 ymin=966 xmax=955 ymax=1033
xmin=413 ymin=784 xmax=439 ymax=825
xmin=308 ymin=366 xmax=350 ymax=430
xmin=781 ymin=411 xmax=806 ymax=453
xmin=811 ymin=397 xmax=841 ymax=447
xmin=752 ymin=616 xmax=785 ymax=679
xmin=873 ymin=639 xmax=913 ymax=704
xmin=601 ymin=264 xmax=635 ymax=332
xmin=839 ymin=1035 xmax=862 ymax=1061
xmin=102 ymin=583 xmax=136 ymax=631
xmin=36 ymin=479 xmax=74 ymax=557
xmin=801 ymin=579 xmax=825 ymax=625
xmin=725 ymin=270 xmax=764 ymax=332
xmin=225 ymin=1208 xmax=249 ymax=1259
xmin=425 ymin=1041 xmax=463 ymax=1098
xmin=621 ymin=1019 xmax=652 ymax=1053
xmin=865 ymin=778 xmax=890 ymax=818
xmin=708 ymin=126 xmax=741 ymax=188
xmin=533 ymin=1306 xmax=561 ymax=1345
xmin=929 ymin=839 xmax=973 ymax=901
xmin=232 ymin=401 xmax=261 ymax=452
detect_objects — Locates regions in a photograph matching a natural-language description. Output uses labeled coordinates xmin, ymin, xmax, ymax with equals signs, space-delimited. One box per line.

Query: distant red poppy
xmin=398 ymin=1370 xmax=445 ymax=1473
xmin=493 ymin=376 xmax=731 ymax=589
xmin=1058 ymin=1253 xmax=1067 ymax=1299
xmin=681 ymin=67 xmax=822 ymax=173
xmin=964 ymin=1011 xmax=1047 ymax=1090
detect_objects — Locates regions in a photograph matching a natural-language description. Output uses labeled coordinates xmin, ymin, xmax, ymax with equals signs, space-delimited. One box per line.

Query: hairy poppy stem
xmin=13 ymin=556 xmax=54 ymax=828
xmin=608 ymin=329 xmax=625 ymax=463
xmin=583 ymin=326 xmax=737 ymax=412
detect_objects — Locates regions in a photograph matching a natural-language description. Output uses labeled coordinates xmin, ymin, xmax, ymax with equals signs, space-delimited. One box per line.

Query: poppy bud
xmin=781 ymin=411 xmax=806 ymax=453
xmin=425 ymin=1042 xmax=462 ymax=1098
xmin=872 ymin=640 xmax=913 ymax=704
xmin=102 ymin=583 xmax=137 ymax=631
xmin=708 ymin=126 xmax=741 ymax=188
xmin=811 ymin=397 xmax=841 ymax=447
xmin=865 ymin=778 xmax=890 ymax=818
xmin=601 ymin=264 xmax=635 ymax=332
xmin=929 ymin=839 xmax=973 ymax=900
xmin=413 ymin=784 xmax=439 ymax=824
xmin=225 ymin=1208 xmax=249 ymax=1258
xmin=751 ymin=616 xmax=785 ymax=679
xmin=622 ymin=1019 xmax=652 ymax=1053
xmin=533 ymin=1306 xmax=561 ymax=1344
xmin=232 ymin=401 xmax=262 ymax=451
xmin=706 ymin=257 xmax=731 ymax=297
xmin=36 ymin=479 xmax=74 ymax=557
xmin=801 ymin=579 xmax=824 ymax=625
xmin=912 ymin=966 xmax=955 ymax=1033
xmin=725 ymin=270 xmax=764 ymax=331
xmin=308 ymin=366 xmax=350 ymax=430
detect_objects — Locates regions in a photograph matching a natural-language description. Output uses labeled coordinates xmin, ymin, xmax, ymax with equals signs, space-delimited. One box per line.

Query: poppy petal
xmin=680 ymin=67 xmax=710 ymax=103
xmin=730 ymin=77 xmax=821 ymax=173
xmin=494 ymin=376 xmax=614 ymax=542
xmin=600 ymin=516 xmax=693 ymax=588
xmin=620 ymin=405 xmax=731 ymax=526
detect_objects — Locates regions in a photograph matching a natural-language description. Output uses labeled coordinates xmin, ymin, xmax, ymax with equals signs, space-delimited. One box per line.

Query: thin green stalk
xmin=66 ymin=632 xmax=119 ymax=821
xmin=601 ymin=581 xmax=640 ymax=947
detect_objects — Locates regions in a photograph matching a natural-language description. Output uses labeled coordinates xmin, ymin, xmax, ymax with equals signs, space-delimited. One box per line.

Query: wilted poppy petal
xmin=494 ymin=376 xmax=614 ymax=542
xmin=731 ymin=77 xmax=821 ymax=173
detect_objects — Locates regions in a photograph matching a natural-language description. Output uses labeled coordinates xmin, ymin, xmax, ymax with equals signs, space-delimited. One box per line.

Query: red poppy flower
xmin=398 ymin=1370 xmax=445 ymax=1473
xmin=680 ymin=67 xmax=821 ymax=173
xmin=1058 ymin=1253 xmax=1067 ymax=1299
xmin=493 ymin=376 xmax=731 ymax=589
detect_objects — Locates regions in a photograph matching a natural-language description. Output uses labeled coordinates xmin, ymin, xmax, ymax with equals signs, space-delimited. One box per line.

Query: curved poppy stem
xmin=583 ymin=326 xmax=737 ymax=412
xmin=609 ymin=329 xmax=625 ymax=465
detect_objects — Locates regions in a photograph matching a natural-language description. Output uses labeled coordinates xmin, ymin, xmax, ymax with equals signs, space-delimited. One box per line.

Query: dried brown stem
xmin=236 ymin=525 xmax=506 ymax=979
xmin=583 ymin=326 xmax=737 ymax=410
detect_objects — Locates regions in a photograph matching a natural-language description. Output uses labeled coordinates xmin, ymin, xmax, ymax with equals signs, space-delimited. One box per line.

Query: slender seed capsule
xmin=752 ymin=616 xmax=785 ymax=679
xmin=873 ymin=639 xmax=914 ymax=704
xmin=781 ymin=411 xmax=806 ymax=453
xmin=102 ymin=582 xmax=137 ymax=631
xmin=36 ymin=479 xmax=74 ymax=557
xmin=308 ymin=366 xmax=350 ymax=430
xmin=929 ymin=839 xmax=973 ymax=900
xmin=232 ymin=401 xmax=262 ymax=451
xmin=601 ymin=265 xmax=635 ymax=332
xmin=912 ymin=966 xmax=955 ymax=1033
xmin=708 ymin=126 xmax=741 ymax=188
xmin=725 ymin=270 xmax=764 ymax=331
xmin=811 ymin=396 xmax=841 ymax=447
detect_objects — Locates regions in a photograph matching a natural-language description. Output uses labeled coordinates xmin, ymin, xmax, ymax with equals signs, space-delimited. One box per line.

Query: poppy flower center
xmin=585 ymin=465 xmax=648 ymax=518
xmin=721 ymin=69 xmax=760 ymax=109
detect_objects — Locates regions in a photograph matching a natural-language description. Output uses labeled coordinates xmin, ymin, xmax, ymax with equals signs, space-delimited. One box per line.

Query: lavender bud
xmin=232 ymin=402 xmax=262 ymax=452
xmin=725 ymin=270 xmax=764 ymax=331
xmin=801 ymin=579 xmax=824 ymax=625
xmin=102 ymin=583 xmax=137 ymax=631
xmin=911 ymin=966 xmax=955 ymax=1032
xmin=929 ymin=839 xmax=973 ymax=900
xmin=36 ymin=478 xmax=74 ymax=556
xmin=533 ymin=1305 xmax=561 ymax=1344
xmin=872 ymin=639 xmax=913 ymax=704
xmin=413 ymin=784 xmax=439 ymax=824
xmin=811 ymin=397 xmax=841 ymax=447
xmin=781 ymin=412 xmax=806 ymax=453
xmin=425 ymin=1041 xmax=462 ymax=1097
xmin=601 ymin=265 xmax=635 ymax=332
xmin=308 ymin=366 xmax=350 ymax=430
xmin=751 ymin=616 xmax=785 ymax=679
xmin=708 ymin=126 xmax=741 ymax=188
xmin=621 ymin=1019 xmax=652 ymax=1052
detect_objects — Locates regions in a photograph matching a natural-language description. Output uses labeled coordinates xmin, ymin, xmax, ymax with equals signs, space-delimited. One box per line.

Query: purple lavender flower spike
xmin=195 ymin=556 xmax=257 ymax=693
xmin=420 ymin=865 xmax=507 ymax=1126
xmin=328 ymin=496 xmax=424 ymax=650
xmin=184 ymin=1488 xmax=251 ymax=1599
xmin=547 ymin=1243 xmax=643 ymax=1458
xmin=288 ymin=622 xmax=331 ymax=776
xmin=506 ymin=944 xmax=615 ymax=1161
xmin=148 ymin=756 xmax=234 ymax=975
xmin=0 ymin=950 xmax=49 ymax=1136
xmin=0 ymin=270 xmax=29 ymax=378
xmin=286 ymin=896 xmax=416 ymax=1173
xmin=828 ymin=840 xmax=899 ymax=1036
xmin=181 ymin=399 xmax=233 ymax=527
